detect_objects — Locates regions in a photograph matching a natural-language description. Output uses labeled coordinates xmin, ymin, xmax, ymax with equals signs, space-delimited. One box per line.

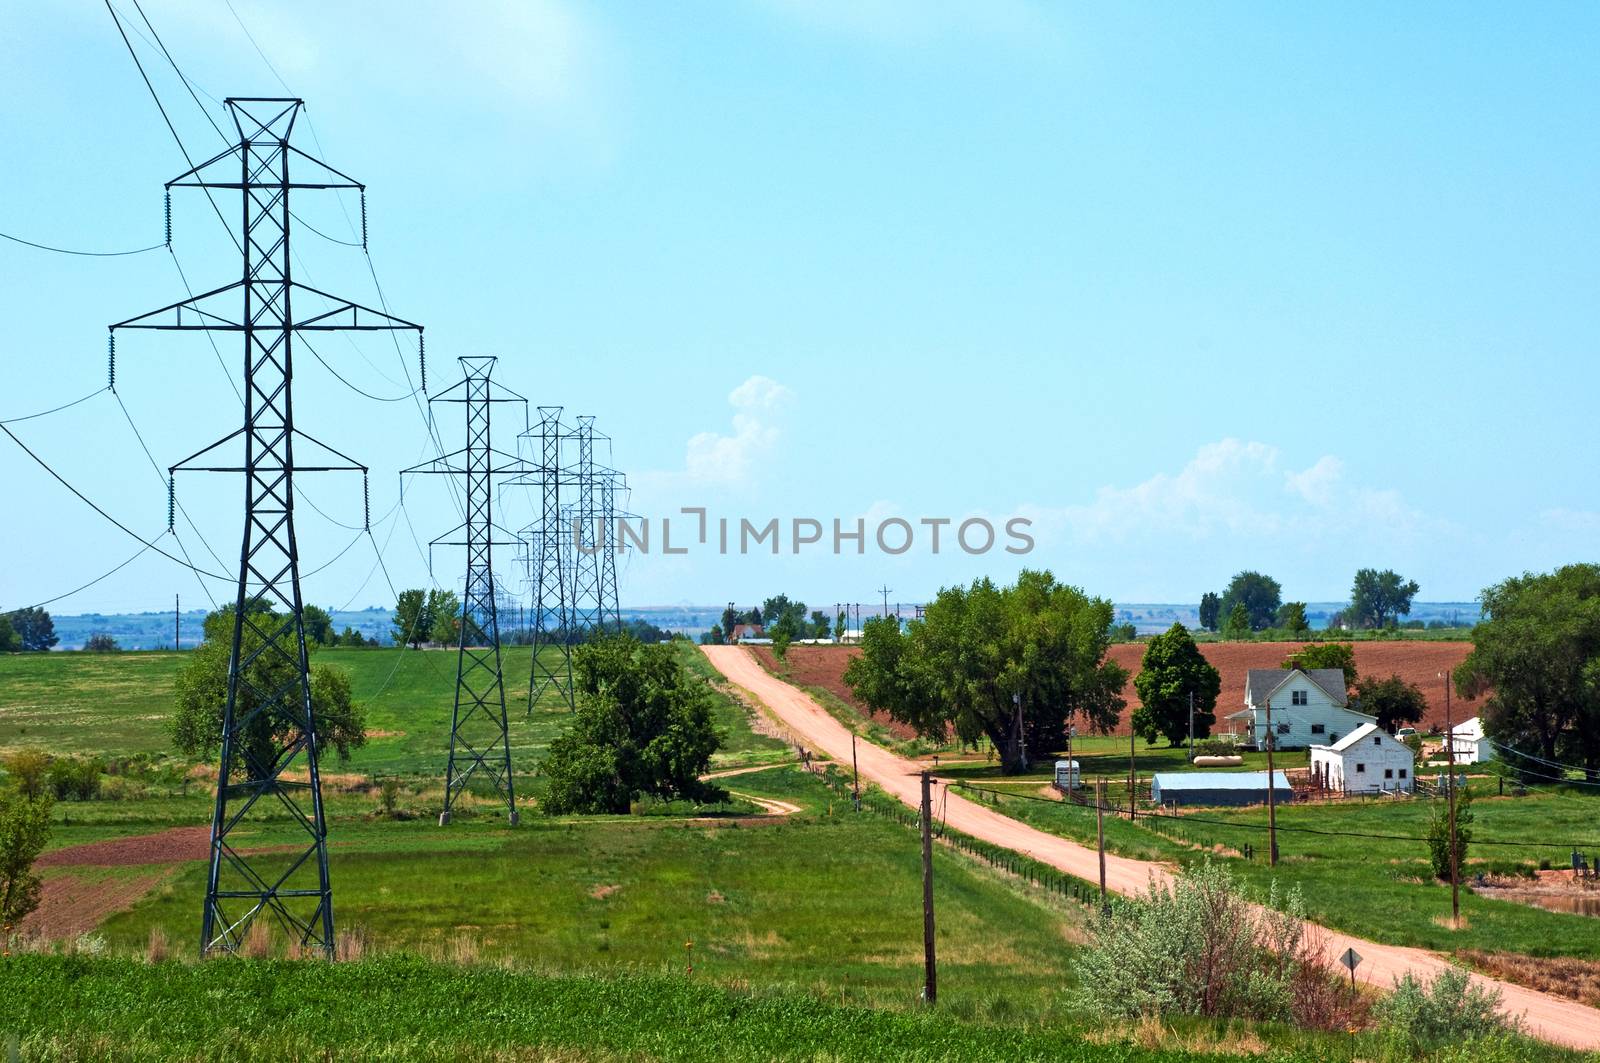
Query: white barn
xmin=1445 ymin=717 xmax=1495 ymax=764
xmin=1310 ymin=723 xmax=1415 ymax=794
xmin=1226 ymin=668 xmax=1375 ymax=751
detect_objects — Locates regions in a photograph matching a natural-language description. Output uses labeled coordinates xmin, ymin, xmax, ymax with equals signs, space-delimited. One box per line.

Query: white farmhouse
xmin=1226 ymin=668 xmax=1375 ymax=751
xmin=1444 ymin=717 xmax=1495 ymax=764
xmin=1310 ymin=723 xmax=1415 ymax=794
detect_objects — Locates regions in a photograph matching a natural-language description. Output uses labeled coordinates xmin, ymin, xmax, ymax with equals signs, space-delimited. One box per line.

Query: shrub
xmin=1427 ymin=785 xmax=1473 ymax=881
xmin=83 ymin=633 xmax=120 ymax=653
xmin=0 ymin=786 xmax=52 ymax=929
xmin=46 ymin=756 xmax=103 ymax=801
xmin=2 ymin=751 xmax=50 ymax=801
xmin=378 ymin=777 xmax=402 ymax=817
xmin=1072 ymin=859 xmax=1357 ymax=1029
xmin=1372 ymin=965 xmax=1518 ymax=1058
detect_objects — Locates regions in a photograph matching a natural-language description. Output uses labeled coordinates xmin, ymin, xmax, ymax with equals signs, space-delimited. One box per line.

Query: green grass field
xmin=961 ymin=778 xmax=1600 ymax=962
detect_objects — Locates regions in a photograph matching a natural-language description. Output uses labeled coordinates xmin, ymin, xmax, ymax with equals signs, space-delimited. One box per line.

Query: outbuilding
xmin=1150 ymin=770 xmax=1292 ymax=808
xmin=1444 ymin=717 xmax=1495 ymax=764
xmin=1309 ymin=723 xmax=1414 ymax=795
xmin=1053 ymin=759 xmax=1081 ymax=791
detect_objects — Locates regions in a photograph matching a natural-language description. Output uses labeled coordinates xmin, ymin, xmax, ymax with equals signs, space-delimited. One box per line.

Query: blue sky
xmin=2 ymin=1 xmax=1597 ymax=616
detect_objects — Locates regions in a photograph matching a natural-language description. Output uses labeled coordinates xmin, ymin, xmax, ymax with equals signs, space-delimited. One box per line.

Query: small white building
xmin=1226 ymin=668 xmax=1376 ymax=751
xmin=1053 ymin=759 xmax=1081 ymax=791
xmin=1444 ymin=717 xmax=1495 ymax=764
xmin=1310 ymin=723 xmax=1415 ymax=794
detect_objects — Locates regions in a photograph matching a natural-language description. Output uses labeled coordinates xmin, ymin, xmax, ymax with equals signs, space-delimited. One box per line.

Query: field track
xmin=703 ymin=645 xmax=1600 ymax=1050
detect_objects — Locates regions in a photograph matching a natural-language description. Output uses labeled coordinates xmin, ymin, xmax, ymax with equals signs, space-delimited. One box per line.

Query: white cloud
xmin=1022 ymin=438 xmax=1429 ymax=547
xmin=645 ymin=374 xmax=793 ymax=493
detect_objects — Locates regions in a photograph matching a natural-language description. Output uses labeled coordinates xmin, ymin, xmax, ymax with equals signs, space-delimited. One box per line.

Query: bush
xmin=378 ymin=777 xmax=402 ymax=817
xmin=1427 ymin=785 xmax=1473 ymax=881
xmin=47 ymin=756 xmax=104 ymax=801
xmin=1072 ymin=859 xmax=1357 ymax=1029
xmin=0 ymin=786 xmax=52 ymax=928
xmin=2 ymin=751 xmax=50 ymax=801
xmin=83 ymin=633 xmax=120 ymax=653
xmin=1372 ymin=965 xmax=1518 ymax=1059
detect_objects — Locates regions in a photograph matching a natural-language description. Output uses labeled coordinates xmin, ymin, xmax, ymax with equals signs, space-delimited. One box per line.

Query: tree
xmin=700 ymin=624 xmax=725 ymax=646
xmin=302 ymin=604 xmax=334 ymax=645
xmin=843 ymin=570 xmax=1127 ymax=773
xmin=0 ymin=786 xmax=51 ymax=930
xmin=1455 ymin=564 xmax=1600 ymax=775
xmin=834 ymin=610 xmax=847 ymax=642
xmin=1427 ymin=784 xmax=1473 ymax=881
xmin=6 ymin=607 xmax=57 ymax=651
xmin=1349 ymin=568 xmax=1420 ymax=630
xmin=1218 ymin=572 xmax=1282 ymax=631
xmin=392 ymin=589 xmax=432 ymax=649
xmin=809 ymin=610 xmax=831 ymax=639
xmin=83 ymin=633 xmax=120 ymax=653
xmin=336 ymin=626 xmax=369 ymax=648
xmin=771 ymin=628 xmax=792 ymax=661
xmin=1131 ymin=623 xmax=1222 ymax=747
xmin=0 ymin=614 xmax=17 ymax=653
xmin=427 ymin=590 xmax=461 ymax=645
xmin=172 ymin=608 xmax=366 ymax=777
xmin=540 ymin=636 xmax=727 ymax=814
xmin=1281 ymin=642 xmax=1358 ymax=691
xmin=1276 ymin=602 xmax=1309 ymax=636
xmin=719 ymin=606 xmax=738 ymax=634
xmin=2 ymin=752 xmax=49 ymax=801
xmin=1221 ymin=603 xmax=1252 ymax=640
xmin=1354 ymin=673 xmax=1426 ymax=733
xmin=1198 ymin=592 xmax=1221 ymax=633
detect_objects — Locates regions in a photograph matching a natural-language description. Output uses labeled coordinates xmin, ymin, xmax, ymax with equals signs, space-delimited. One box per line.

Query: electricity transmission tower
xmin=597 ymin=469 xmax=625 ymax=633
xmin=112 ymin=98 xmax=422 ymax=956
xmin=566 ymin=416 xmax=603 ymax=636
xmin=402 ymin=357 xmax=531 ymax=826
xmin=512 ymin=406 xmax=574 ymax=713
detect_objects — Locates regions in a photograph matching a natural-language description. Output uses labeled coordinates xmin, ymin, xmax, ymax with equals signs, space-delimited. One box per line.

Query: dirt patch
xmin=747 ymin=646 xmax=919 ymax=740
xmin=588 ymin=884 xmax=621 ymax=900
xmin=1460 ymin=949 xmax=1600 ymax=1009
xmin=38 ymin=826 xmax=212 ymax=868
xmin=763 ymin=641 xmax=1482 ymax=736
xmin=20 ymin=870 xmax=172 ymax=939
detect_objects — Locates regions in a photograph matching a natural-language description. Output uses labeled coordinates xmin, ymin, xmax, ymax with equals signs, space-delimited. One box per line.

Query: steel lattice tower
xmin=402 ymin=357 xmax=530 ymax=825
xmin=597 ymin=468 xmax=634 ymax=633
xmin=112 ymin=98 xmax=422 ymax=956
xmin=564 ymin=416 xmax=602 ymax=637
xmin=517 ymin=406 xmax=574 ymax=713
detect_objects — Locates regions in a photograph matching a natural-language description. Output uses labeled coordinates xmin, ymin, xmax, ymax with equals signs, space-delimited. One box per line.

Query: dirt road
xmin=702 ymin=645 xmax=1600 ymax=1050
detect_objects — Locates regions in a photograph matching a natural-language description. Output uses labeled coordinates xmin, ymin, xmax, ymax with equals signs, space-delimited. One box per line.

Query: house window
xmin=1384 ymin=768 xmax=1394 ymax=779
xmin=1356 ymin=763 xmax=1366 ymax=773
xmin=1399 ymin=769 xmax=1408 ymax=779
xmin=1330 ymin=733 xmax=1339 ymax=742
xmin=1373 ymin=737 xmax=1382 ymax=746
xmin=1292 ymin=690 xmax=1308 ymax=706
xmin=1311 ymin=724 xmax=1326 ymax=735
xmin=1277 ymin=722 xmax=1290 ymax=735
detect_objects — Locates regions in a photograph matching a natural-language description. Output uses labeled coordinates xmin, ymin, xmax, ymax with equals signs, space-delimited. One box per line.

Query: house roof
xmin=1151 ymin=770 xmax=1292 ymax=791
xmin=1319 ymin=722 xmax=1411 ymax=754
xmin=1447 ymin=717 xmax=1485 ymax=739
xmin=1245 ymin=668 xmax=1350 ymax=707
xmin=730 ymin=623 xmax=763 ymax=638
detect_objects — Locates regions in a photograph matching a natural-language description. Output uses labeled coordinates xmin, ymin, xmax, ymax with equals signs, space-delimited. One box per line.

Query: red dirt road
xmin=766 ymin=641 xmax=1484 ymax=733
xmin=703 ymin=645 xmax=1600 ymax=1050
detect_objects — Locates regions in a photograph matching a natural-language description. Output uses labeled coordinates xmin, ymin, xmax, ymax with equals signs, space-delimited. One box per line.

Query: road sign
xmin=1340 ymin=947 xmax=1362 ymax=972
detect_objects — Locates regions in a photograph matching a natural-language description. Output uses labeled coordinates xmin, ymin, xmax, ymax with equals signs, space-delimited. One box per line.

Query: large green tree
xmin=428 ymin=589 xmax=462 ymax=645
xmin=1281 ymin=642 xmax=1358 ymax=690
xmin=0 ymin=614 xmax=19 ymax=653
xmin=302 ymin=605 xmax=334 ymax=646
xmin=540 ymin=636 xmax=727 ymax=814
xmin=1276 ymin=602 xmax=1309 ymax=636
xmin=1349 ymin=568 xmax=1420 ymax=629
xmin=0 ymin=786 xmax=51 ymax=929
xmin=843 ymin=569 xmax=1127 ymax=773
xmin=1218 ymin=572 xmax=1282 ymax=631
xmin=1353 ymin=673 xmax=1426 ymax=733
xmin=172 ymin=609 xmax=366 ymax=779
xmin=392 ymin=589 xmax=432 ymax=649
xmin=1197 ymin=592 xmax=1221 ymax=633
xmin=5 ymin=607 xmax=57 ymax=652
xmin=1456 ymin=564 xmax=1600 ymax=775
xmin=1220 ymin=603 xmax=1252 ymax=640
xmin=1131 ymin=623 xmax=1221 ymax=746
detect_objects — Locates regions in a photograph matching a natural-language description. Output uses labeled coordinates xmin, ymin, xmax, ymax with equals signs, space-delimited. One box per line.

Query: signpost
xmin=1340 ymin=947 xmax=1362 ymax=993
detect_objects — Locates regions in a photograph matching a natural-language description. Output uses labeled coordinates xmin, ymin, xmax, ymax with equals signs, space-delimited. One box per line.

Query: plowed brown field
xmin=754 ymin=641 xmax=1482 ymax=736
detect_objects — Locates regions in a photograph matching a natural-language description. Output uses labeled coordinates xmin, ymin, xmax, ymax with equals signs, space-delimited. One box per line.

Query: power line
xmin=0 ymin=423 xmax=228 ymax=580
xmin=1 ymin=386 xmax=108 ymax=425
xmin=0 ymin=232 xmax=163 ymax=257
xmin=9 ymin=533 xmax=165 ymax=611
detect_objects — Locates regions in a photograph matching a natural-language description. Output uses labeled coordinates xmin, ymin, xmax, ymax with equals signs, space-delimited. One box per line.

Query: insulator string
xmin=108 ymin=333 xmax=116 ymax=391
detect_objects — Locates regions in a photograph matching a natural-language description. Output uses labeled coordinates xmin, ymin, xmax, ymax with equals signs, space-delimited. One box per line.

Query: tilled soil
xmin=38 ymin=825 xmax=212 ymax=868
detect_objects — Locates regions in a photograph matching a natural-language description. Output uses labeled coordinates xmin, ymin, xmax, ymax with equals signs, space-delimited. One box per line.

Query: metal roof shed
xmin=1151 ymin=770 xmax=1292 ymax=808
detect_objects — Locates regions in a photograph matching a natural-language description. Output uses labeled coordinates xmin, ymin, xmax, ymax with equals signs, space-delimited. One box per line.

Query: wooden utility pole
xmin=919 ymin=771 xmax=938 ymax=1004
xmin=1128 ymin=727 xmax=1137 ymax=819
xmin=1443 ymin=670 xmax=1460 ymax=928
xmin=1264 ymin=697 xmax=1278 ymax=866
xmin=1096 ymin=777 xmax=1107 ymax=908
xmin=851 ymin=733 xmax=861 ymax=808
xmin=1187 ymin=690 xmax=1195 ymax=761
